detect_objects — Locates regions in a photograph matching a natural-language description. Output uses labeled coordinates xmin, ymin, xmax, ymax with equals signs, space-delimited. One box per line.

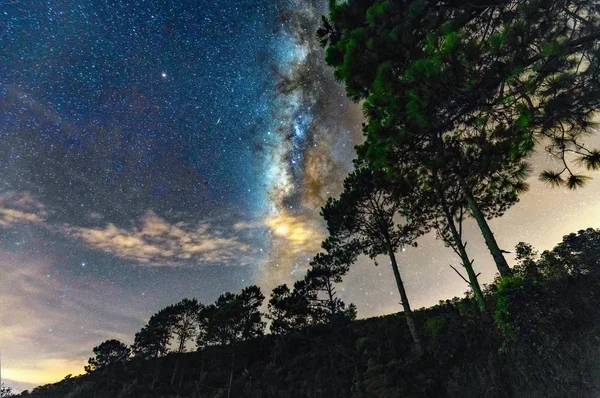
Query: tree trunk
xmin=178 ymin=369 xmax=184 ymax=393
xmin=151 ymin=359 xmax=162 ymax=391
xmin=387 ymin=246 xmax=423 ymax=355
xmin=227 ymin=346 xmax=235 ymax=398
xmin=200 ymin=349 xmax=205 ymax=381
xmin=326 ymin=278 xmax=336 ymax=316
xmin=177 ymin=337 xmax=185 ymax=354
xmin=442 ymin=205 xmax=487 ymax=312
xmin=458 ymin=176 xmax=512 ymax=277
xmin=170 ymin=358 xmax=179 ymax=387
xmin=455 ymin=242 xmax=487 ymax=312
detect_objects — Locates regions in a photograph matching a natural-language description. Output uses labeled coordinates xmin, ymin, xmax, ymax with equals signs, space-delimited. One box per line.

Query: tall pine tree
xmin=319 ymin=0 xmax=600 ymax=277
xmin=321 ymin=165 xmax=428 ymax=354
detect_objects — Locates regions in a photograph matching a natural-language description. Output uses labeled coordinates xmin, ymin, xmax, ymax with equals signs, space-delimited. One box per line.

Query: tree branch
xmin=449 ymin=264 xmax=471 ymax=286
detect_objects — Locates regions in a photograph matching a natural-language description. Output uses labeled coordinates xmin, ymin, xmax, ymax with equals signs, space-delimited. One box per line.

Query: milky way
xmin=0 ymin=0 xmax=361 ymax=389
xmin=0 ymin=0 xmax=599 ymax=392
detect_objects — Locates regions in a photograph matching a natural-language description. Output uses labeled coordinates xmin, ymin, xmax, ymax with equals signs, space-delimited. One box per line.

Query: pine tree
xmin=306 ymin=247 xmax=357 ymax=323
xmin=132 ymin=305 xmax=177 ymax=358
xmin=267 ymin=281 xmax=319 ymax=334
xmin=321 ymin=165 xmax=427 ymax=354
xmin=196 ymin=286 xmax=265 ymax=398
xmin=319 ymin=0 xmax=600 ymax=277
xmin=84 ymin=339 xmax=130 ymax=373
xmin=171 ymin=298 xmax=203 ymax=353
xmin=196 ymin=285 xmax=266 ymax=348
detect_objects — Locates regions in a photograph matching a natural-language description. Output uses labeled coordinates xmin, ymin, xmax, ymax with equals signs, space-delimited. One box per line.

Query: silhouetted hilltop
xmin=18 ymin=229 xmax=600 ymax=398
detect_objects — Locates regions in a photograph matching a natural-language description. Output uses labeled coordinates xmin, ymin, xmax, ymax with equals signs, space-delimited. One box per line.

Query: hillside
xmin=17 ymin=231 xmax=600 ymax=398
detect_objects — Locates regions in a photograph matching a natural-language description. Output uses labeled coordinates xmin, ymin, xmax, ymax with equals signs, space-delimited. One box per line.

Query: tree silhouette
xmin=196 ymin=285 xmax=265 ymax=398
xmin=197 ymin=285 xmax=266 ymax=348
xmin=237 ymin=285 xmax=266 ymax=340
xmin=132 ymin=324 xmax=166 ymax=359
xmin=84 ymin=339 xmax=131 ymax=373
xmin=321 ymin=165 xmax=427 ymax=353
xmin=420 ymin=166 xmax=521 ymax=311
xmin=538 ymin=228 xmax=600 ymax=278
xmin=306 ymin=242 xmax=357 ymax=322
xmin=512 ymin=242 xmax=541 ymax=279
xmin=268 ymin=243 xmax=357 ymax=336
xmin=267 ymin=282 xmax=317 ymax=335
xmin=319 ymin=0 xmax=600 ymax=278
xmin=0 ymin=383 xmax=13 ymax=398
xmin=132 ymin=306 xmax=176 ymax=359
xmin=171 ymin=298 xmax=203 ymax=353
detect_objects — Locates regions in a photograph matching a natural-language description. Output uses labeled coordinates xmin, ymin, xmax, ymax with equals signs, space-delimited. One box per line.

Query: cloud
xmin=233 ymin=211 xmax=327 ymax=291
xmin=255 ymin=210 xmax=326 ymax=290
xmin=0 ymin=191 xmax=47 ymax=226
xmin=0 ymin=192 xmax=254 ymax=267
xmin=233 ymin=220 xmax=266 ymax=231
xmin=235 ymin=210 xmax=324 ymax=256
xmin=265 ymin=211 xmax=322 ymax=252
xmin=63 ymin=211 xmax=252 ymax=266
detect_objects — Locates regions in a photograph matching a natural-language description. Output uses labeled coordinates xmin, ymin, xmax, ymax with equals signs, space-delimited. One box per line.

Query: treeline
xmin=19 ymin=227 xmax=600 ymax=397
xmin=83 ymin=266 xmax=357 ymax=374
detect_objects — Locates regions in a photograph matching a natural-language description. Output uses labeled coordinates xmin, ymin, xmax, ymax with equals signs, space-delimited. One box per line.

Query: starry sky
xmin=1 ymin=0 xmax=599 ymax=391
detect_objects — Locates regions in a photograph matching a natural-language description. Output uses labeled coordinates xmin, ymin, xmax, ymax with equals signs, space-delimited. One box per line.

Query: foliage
xmin=490 ymin=229 xmax=600 ymax=356
xmin=132 ymin=306 xmax=176 ymax=359
xmin=0 ymin=383 xmax=14 ymax=398
xmin=537 ymin=227 xmax=600 ymax=277
xmin=171 ymin=298 xmax=203 ymax=353
xmin=321 ymin=163 xmax=426 ymax=350
xmin=132 ymin=298 xmax=202 ymax=357
xmin=321 ymin=164 xmax=427 ymax=261
xmin=424 ymin=315 xmax=449 ymax=338
xmin=267 ymin=281 xmax=322 ymax=335
xmin=322 ymin=0 xmax=600 ymax=184
xmin=197 ymin=285 xmax=265 ymax=348
xmin=84 ymin=339 xmax=131 ymax=373
xmin=319 ymin=0 xmax=600 ymax=279
xmin=29 ymin=223 xmax=600 ymax=397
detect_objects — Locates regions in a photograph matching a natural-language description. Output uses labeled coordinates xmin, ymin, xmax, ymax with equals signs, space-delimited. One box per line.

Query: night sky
xmin=1 ymin=0 xmax=599 ymax=391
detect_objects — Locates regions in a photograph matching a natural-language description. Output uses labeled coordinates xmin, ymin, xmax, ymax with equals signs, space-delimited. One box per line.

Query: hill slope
xmin=19 ymin=267 xmax=600 ymax=398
